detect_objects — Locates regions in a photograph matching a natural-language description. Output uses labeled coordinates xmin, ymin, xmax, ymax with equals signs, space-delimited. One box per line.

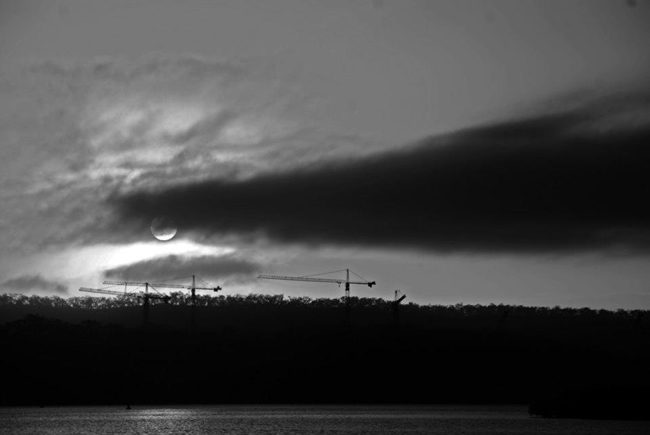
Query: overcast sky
xmin=2 ymin=0 xmax=650 ymax=309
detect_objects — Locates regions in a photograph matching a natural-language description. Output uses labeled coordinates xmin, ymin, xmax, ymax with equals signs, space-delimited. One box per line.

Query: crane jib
xmin=258 ymin=275 xmax=375 ymax=287
xmin=102 ymin=280 xmax=220 ymax=291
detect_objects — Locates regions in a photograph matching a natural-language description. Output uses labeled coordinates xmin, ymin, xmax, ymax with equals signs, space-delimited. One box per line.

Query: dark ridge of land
xmin=1 ymin=293 xmax=649 ymax=420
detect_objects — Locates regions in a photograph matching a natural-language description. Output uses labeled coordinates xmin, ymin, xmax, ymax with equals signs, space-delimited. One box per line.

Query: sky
xmin=1 ymin=0 xmax=650 ymax=309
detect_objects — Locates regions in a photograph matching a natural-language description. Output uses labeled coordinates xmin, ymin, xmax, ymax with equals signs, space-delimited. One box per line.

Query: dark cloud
xmin=110 ymin=100 xmax=650 ymax=254
xmin=104 ymin=255 xmax=262 ymax=284
xmin=3 ymin=275 xmax=68 ymax=294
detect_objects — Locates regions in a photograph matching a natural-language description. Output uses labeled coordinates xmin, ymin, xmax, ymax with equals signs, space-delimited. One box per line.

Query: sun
xmin=151 ymin=217 xmax=177 ymax=241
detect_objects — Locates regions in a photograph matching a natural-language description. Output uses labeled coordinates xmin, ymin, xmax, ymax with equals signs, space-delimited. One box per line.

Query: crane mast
xmin=103 ymin=275 xmax=222 ymax=330
xmin=258 ymin=268 xmax=376 ymax=327
xmin=392 ymin=290 xmax=407 ymax=327
xmin=80 ymin=282 xmax=170 ymax=326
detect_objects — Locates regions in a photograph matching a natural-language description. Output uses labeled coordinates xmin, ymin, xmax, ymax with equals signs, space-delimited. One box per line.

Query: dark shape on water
xmin=126 ymin=404 xmax=131 ymax=410
xmin=529 ymin=387 xmax=650 ymax=420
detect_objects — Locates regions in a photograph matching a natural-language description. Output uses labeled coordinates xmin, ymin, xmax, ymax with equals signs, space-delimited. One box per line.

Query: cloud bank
xmin=103 ymin=254 xmax=262 ymax=285
xmin=2 ymin=275 xmax=68 ymax=294
xmin=0 ymin=54 xmax=378 ymax=253
xmin=111 ymin=97 xmax=650 ymax=254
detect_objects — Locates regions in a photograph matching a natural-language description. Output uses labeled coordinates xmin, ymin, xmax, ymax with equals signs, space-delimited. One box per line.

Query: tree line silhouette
xmin=3 ymin=292 xmax=647 ymax=328
xmin=1 ymin=293 xmax=649 ymax=419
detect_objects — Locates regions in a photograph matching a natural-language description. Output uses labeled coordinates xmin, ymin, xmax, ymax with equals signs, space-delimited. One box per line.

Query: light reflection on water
xmin=1 ymin=404 xmax=649 ymax=435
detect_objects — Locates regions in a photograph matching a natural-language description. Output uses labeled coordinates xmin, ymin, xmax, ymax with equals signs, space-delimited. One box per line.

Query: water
xmin=1 ymin=404 xmax=649 ymax=434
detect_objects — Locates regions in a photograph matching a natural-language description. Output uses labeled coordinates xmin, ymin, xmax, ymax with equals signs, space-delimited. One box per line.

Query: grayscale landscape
xmin=1 ymin=0 xmax=650 ymax=433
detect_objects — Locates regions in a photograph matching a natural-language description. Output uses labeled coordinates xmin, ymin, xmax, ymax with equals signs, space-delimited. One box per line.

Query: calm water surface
xmin=1 ymin=404 xmax=649 ymax=434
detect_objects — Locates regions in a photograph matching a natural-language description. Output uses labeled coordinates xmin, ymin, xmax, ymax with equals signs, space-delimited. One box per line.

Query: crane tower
xmin=103 ymin=275 xmax=221 ymax=330
xmin=258 ymin=268 xmax=376 ymax=326
xmin=80 ymin=282 xmax=170 ymax=326
xmin=80 ymin=275 xmax=221 ymax=328
xmin=392 ymin=290 xmax=407 ymax=326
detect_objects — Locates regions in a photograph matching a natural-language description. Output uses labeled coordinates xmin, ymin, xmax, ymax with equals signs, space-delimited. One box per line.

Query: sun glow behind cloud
xmin=80 ymin=240 xmax=235 ymax=275
xmin=12 ymin=240 xmax=236 ymax=286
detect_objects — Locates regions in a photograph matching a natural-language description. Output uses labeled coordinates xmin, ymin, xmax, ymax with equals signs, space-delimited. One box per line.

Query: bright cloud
xmin=3 ymin=240 xmax=235 ymax=284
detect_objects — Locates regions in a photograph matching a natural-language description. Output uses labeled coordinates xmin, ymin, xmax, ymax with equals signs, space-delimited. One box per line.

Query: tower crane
xmin=102 ymin=275 xmax=221 ymax=329
xmin=258 ymin=269 xmax=376 ymax=326
xmin=79 ymin=282 xmax=170 ymax=326
xmin=392 ymin=290 xmax=407 ymax=326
